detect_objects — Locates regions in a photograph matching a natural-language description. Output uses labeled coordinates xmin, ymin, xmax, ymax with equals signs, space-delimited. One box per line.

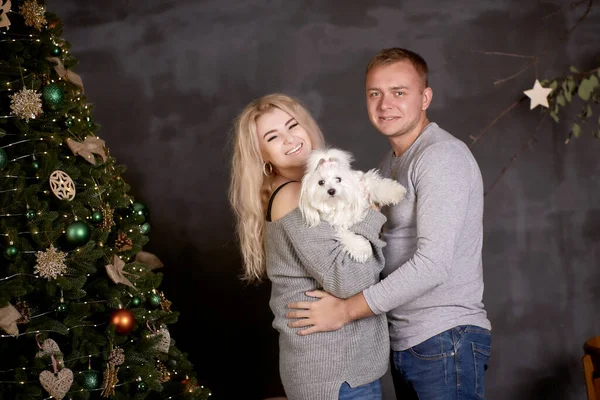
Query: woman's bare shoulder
xmin=270 ymin=181 xmax=302 ymax=222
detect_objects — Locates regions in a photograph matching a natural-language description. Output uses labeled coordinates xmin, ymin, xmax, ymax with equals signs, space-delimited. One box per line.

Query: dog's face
xmin=303 ymin=160 xmax=354 ymax=211
xmin=299 ymin=148 xmax=366 ymax=226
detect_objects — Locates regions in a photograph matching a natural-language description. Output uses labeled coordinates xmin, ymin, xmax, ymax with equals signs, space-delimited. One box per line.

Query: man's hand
xmin=286 ymin=290 xmax=375 ymax=335
xmin=286 ymin=290 xmax=349 ymax=335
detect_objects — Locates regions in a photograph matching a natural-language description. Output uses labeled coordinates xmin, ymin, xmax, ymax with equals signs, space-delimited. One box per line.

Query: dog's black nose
xmin=327 ymin=188 xmax=336 ymax=196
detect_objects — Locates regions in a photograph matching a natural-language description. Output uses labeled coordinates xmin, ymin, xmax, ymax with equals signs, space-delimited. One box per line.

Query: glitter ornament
xmin=34 ymin=245 xmax=67 ymax=280
xmin=19 ymin=0 xmax=46 ymax=31
xmin=42 ymin=83 xmax=64 ymax=110
xmin=9 ymin=88 xmax=43 ymax=121
xmin=80 ymin=370 xmax=100 ymax=390
xmin=101 ymin=206 xmax=115 ymax=231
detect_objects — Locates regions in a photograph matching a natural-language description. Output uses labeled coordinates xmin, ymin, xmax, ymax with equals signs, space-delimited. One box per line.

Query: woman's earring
xmin=263 ymin=161 xmax=273 ymax=177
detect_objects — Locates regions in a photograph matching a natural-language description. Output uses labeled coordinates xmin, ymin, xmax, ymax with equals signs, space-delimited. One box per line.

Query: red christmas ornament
xmin=110 ymin=308 xmax=135 ymax=334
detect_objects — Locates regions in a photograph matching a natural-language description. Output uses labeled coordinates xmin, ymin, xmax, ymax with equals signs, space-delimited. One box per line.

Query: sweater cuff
xmin=350 ymin=209 xmax=386 ymax=238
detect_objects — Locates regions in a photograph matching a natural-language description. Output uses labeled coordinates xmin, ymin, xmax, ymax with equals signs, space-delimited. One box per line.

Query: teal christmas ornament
xmin=91 ymin=211 xmax=103 ymax=223
xmin=32 ymin=160 xmax=39 ymax=169
xmin=65 ymin=221 xmax=91 ymax=246
xmin=50 ymin=46 xmax=62 ymax=56
xmin=42 ymin=83 xmax=65 ymax=110
xmin=80 ymin=370 xmax=100 ymax=390
xmin=136 ymin=381 xmax=148 ymax=392
xmin=0 ymin=148 xmax=7 ymax=169
xmin=26 ymin=210 xmax=36 ymax=220
xmin=56 ymin=303 xmax=67 ymax=313
xmin=5 ymin=245 xmax=17 ymax=258
xmin=140 ymin=222 xmax=151 ymax=235
xmin=148 ymin=292 xmax=161 ymax=308
xmin=131 ymin=202 xmax=149 ymax=223
xmin=64 ymin=117 xmax=73 ymax=127
xmin=131 ymin=296 xmax=141 ymax=307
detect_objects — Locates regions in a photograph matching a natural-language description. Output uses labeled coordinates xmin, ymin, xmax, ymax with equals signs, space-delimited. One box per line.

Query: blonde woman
xmin=229 ymin=93 xmax=390 ymax=400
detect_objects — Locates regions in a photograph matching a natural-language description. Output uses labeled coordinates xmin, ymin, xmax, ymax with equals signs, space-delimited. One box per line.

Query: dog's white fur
xmin=299 ymin=148 xmax=407 ymax=262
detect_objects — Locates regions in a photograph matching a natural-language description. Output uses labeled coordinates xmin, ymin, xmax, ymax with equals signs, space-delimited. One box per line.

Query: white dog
xmin=299 ymin=148 xmax=407 ymax=262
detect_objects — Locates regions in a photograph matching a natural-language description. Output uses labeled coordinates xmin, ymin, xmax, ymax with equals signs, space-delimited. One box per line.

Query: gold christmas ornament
xmin=19 ymin=0 xmax=46 ymax=30
xmin=158 ymin=291 xmax=172 ymax=313
xmin=39 ymin=368 xmax=73 ymax=400
xmin=114 ymin=232 xmax=133 ymax=252
xmin=34 ymin=245 xmax=67 ymax=280
xmin=47 ymin=57 xmax=84 ymax=92
xmin=101 ymin=364 xmax=119 ymax=398
xmin=0 ymin=0 xmax=11 ymax=30
xmin=0 ymin=303 xmax=22 ymax=336
xmin=155 ymin=360 xmax=171 ymax=383
xmin=49 ymin=170 xmax=76 ymax=201
xmin=9 ymin=88 xmax=43 ymax=121
xmin=101 ymin=205 xmax=115 ymax=232
xmin=65 ymin=136 xmax=107 ymax=165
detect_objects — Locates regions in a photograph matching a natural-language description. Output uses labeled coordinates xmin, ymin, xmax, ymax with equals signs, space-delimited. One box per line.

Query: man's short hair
xmin=366 ymin=48 xmax=429 ymax=88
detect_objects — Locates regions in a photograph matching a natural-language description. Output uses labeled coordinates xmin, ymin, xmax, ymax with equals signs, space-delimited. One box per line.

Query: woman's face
xmin=255 ymin=107 xmax=313 ymax=174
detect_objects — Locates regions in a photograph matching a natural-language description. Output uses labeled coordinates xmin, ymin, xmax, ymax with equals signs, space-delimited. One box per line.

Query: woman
xmin=229 ymin=93 xmax=389 ymax=400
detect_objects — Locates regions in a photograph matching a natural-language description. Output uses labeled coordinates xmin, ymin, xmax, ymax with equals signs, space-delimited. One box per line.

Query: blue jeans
xmin=338 ymin=379 xmax=382 ymax=400
xmin=391 ymin=325 xmax=491 ymax=400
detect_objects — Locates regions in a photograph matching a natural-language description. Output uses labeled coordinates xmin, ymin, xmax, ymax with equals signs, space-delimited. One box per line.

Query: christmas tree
xmin=0 ymin=1 xmax=210 ymax=399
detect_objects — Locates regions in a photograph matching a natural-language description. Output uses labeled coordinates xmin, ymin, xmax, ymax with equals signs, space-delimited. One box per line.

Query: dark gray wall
xmin=48 ymin=1 xmax=600 ymax=399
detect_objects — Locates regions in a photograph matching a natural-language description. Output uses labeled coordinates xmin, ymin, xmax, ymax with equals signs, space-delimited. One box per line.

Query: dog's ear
xmin=306 ymin=149 xmax=326 ymax=174
xmin=298 ymin=185 xmax=322 ymax=227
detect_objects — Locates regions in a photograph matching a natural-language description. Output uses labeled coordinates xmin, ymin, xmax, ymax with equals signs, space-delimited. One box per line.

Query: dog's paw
xmin=337 ymin=229 xmax=372 ymax=263
xmin=370 ymin=179 xmax=407 ymax=206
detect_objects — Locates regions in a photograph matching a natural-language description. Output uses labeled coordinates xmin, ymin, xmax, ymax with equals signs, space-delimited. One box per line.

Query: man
xmin=286 ymin=48 xmax=492 ymax=399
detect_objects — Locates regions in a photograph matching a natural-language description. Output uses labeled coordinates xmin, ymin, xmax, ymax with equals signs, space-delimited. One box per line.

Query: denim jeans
xmin=391 ymin=325 xmax=491 ymax=400
xmin=338 ymin=379 xmax=382 ymax=400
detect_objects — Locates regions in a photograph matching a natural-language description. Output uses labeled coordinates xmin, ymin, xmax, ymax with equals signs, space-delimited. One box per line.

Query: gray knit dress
xmin=265 ymin=208 xmax=390 ymax=400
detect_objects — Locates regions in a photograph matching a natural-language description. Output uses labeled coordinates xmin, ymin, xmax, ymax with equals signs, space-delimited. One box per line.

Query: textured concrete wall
xmin=48 ymin=0 xmax=600 ymax=398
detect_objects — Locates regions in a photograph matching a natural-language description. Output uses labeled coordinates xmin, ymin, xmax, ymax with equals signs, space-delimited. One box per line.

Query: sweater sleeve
xmin=280 ymin=209 xmax=387 ymax=299
xmin=363 ymin=142 xmax=474 ymax=314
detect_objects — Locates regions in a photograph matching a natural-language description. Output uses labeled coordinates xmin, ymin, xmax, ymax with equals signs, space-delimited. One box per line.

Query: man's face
xmin=365 ymin=61 xmax=431 ymax=140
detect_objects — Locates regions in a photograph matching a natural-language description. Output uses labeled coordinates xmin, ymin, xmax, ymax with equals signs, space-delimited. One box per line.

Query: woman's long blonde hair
xmin=229 ymin=93 xmax=325 ymax=282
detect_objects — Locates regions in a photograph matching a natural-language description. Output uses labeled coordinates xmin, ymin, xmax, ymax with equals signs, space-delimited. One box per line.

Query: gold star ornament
xmin=524 ymin=79 xmax=553 ymax=110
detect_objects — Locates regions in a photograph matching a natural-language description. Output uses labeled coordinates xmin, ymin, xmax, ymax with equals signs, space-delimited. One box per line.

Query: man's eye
xmin=318 ymin=180 xmax=325 ymax=186
xmin=395 ymin=91 xmax=403 ymax=96
xmin=335 ymin=177 xmax=342 ymax=183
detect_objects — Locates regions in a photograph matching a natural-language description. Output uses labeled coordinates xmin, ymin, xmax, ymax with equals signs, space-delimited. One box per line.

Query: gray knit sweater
xmin=266 ymin=208 xmax=390 ymax=400
xmin=363 ymin=122 xmax=491 ymax=352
